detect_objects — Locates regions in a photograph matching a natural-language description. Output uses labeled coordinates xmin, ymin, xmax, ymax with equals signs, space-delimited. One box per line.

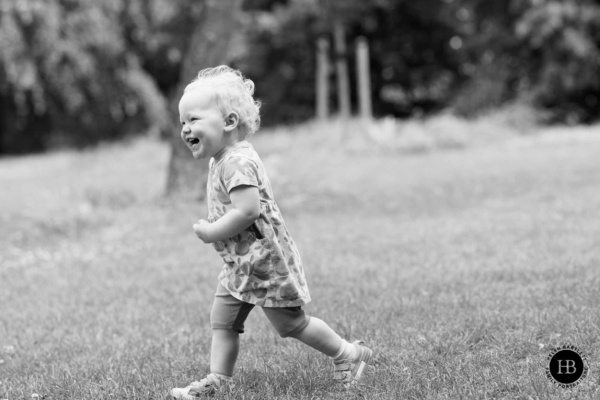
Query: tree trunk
xmin=165 ymin=0 xmax=242 ymax=199
xmin=333 ymin=20 xmax=351 ymax=119
xmin=315 ymin=36 xmax=330 ymax=120
xmin=355 ymin=37 xmax=372 ymax=120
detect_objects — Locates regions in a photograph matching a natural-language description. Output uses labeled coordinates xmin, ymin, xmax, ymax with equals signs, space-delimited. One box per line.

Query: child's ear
xmin=224 ymin=112 xmax=239 ymax=132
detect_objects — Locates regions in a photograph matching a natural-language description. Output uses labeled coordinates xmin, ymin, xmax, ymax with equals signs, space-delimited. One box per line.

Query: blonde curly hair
xmin=184 ymin=65 xmax=261 ymax=138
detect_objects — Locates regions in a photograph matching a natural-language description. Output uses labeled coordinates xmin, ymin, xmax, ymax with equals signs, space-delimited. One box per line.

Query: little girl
xmin=170 ymin=66 xmax=372 ymax=398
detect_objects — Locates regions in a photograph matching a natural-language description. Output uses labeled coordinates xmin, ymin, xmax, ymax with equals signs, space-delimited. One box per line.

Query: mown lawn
xmin=1 ymin=122 xmax=599 ymax=399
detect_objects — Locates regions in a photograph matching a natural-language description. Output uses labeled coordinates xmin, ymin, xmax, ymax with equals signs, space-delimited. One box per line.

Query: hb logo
xmin=546 ymin=345 xmax=588 ymax=388
xmin=556 ymin=359 xmax=577 ymax=375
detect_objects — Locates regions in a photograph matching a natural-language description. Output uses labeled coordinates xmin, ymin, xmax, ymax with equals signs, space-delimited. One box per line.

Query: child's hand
xmin=193 ymin=219 xmax=212 ymax=243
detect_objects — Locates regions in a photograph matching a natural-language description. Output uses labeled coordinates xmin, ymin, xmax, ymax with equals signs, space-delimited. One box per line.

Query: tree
xmin=2 ymin=0 xmax=599 ymax=158
xmin=239 ymin=0 xmax=465 ymax=121
xmin=447 ymin=0 xmax=524 ymax=116
xmin=164 ymin=0 xmax=244 ymax=199
xmin=447 ymin=0 xmax=600 ymax=121
xmin=0 ymin=0 xmax=166 ymax=153
xmin=515 ymin=0 xmax=600 ymax=123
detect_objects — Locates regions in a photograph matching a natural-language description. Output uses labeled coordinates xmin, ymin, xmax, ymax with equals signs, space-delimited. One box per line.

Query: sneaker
xmin=169 ymin=373 xmax=232 ymax=399
xmin=332 ymin=340 xmax=373 ymax=385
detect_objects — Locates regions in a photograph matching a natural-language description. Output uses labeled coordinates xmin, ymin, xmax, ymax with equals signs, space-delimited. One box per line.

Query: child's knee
xmin=281 ymin=320 xmax=309 ymax=338
xmin=263 ymin=307 xmax=310 ymax=338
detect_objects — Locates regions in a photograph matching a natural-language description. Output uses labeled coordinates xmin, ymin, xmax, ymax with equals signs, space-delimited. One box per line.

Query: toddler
xmin=170 ymin=66 xmax=372 ymax=399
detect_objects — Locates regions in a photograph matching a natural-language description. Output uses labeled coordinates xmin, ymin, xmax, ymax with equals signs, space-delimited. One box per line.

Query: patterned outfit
xmin=207 ymin=140 xmax=311 ymax=308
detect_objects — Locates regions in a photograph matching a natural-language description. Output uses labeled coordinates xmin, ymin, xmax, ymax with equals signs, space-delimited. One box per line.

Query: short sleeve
xmin=221 ymin=156 xmax=260 ymax=193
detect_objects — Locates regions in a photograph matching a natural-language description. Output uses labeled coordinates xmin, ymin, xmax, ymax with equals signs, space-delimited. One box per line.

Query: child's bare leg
xmin=287 ymin=317 xmax=342 ymax=357
xmin=262 ymin=309 xmax=360 ymax=365
xmin=288 ymin=316 xmax=372 ymax=384
xmin=210 ymin=328 xmax=239 ymax=377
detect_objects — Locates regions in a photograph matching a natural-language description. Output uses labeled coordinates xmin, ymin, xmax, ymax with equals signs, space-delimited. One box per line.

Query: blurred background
xmin=1 ymin=0 xmax=599 ymax=178
xmin=2 ymin=2 xmax=600 ymax=397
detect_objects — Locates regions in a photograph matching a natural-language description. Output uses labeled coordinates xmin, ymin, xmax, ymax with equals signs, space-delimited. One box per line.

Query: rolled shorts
xmin=210 ymin=283 xmax=310 ymax=338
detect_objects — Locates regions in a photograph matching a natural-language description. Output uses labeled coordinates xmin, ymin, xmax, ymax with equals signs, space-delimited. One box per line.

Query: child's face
xmin=178 ymin=87 xmax=233 ymax=159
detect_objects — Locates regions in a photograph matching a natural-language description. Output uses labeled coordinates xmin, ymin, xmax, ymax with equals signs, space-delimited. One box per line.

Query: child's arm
xmin=193 ymin=185 xmax=260 ymax=243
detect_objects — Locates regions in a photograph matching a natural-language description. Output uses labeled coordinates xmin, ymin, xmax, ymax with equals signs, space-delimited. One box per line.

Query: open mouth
xmin=187 ymin=138 xmax=200 ymax=148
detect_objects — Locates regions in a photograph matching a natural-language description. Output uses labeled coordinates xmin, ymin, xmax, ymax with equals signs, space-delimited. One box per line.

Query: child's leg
xmin=209 ymin=283 xmax=255 ymax=377
xmin=170 ymin=286 xmax=254 ymax=399
xmin=288 ymin=316 xmax=372 ymax=384
xmin=210 ymin=328 xmax=240 ymax=377
xmin=262 ymin=308 xmax=353 ymax=359
xmin=170 ymin=332 xmax=238 ymax=400
xmin=287 ymin=316 xmax=342 ymax=357
xmin=262 ymin=308 xmax=372 ymax=384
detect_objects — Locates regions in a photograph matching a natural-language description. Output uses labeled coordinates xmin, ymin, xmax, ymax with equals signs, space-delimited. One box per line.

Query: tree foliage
xmin=238 ymin=0 xmax=463 ymax=121
xmin=1 ymin=1 xmax=137 ymax=151
xmin=516 ymin=0 xmax=600 ymax=122
xmin=0 ymin=0 xmax=197 ymax=153
xmin=240 ymin=0 xmax=600 ymax=123
xmin=450 ymin=0 xmax=600 ymax=122
xmin=0 ymin=0 xmax=599 ymax=154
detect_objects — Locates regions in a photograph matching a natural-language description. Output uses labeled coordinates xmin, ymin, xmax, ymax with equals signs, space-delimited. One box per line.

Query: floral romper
xmin=207 ymin=141 xmax=311 ymax=308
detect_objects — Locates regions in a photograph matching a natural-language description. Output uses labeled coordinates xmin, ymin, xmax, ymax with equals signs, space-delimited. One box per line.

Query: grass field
xmin=1 ymin=119 xmax=600 ymax=399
